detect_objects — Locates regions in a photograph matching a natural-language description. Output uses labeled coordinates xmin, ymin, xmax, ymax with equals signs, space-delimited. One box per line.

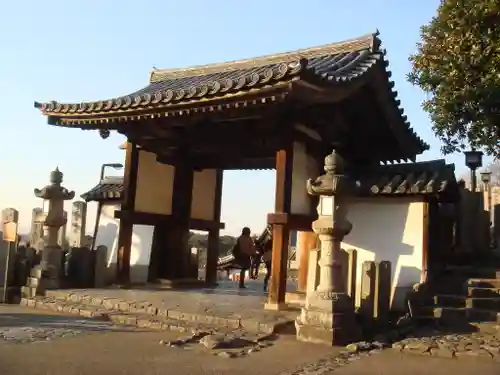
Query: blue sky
xmin=0 ymin=0 xmax=492 ymax=235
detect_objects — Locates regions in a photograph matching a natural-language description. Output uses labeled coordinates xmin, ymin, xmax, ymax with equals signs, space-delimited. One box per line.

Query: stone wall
xmin=457 ymin=185 xmax=499 ymax=253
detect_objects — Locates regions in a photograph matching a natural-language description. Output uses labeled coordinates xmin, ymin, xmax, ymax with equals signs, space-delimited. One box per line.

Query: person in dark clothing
xmin=249 ymin=252 xmax=261 ymax=280
xmin=234 ymin=227 xmax=257 ymax=289
xmin=262 ymin=249 xmax=272 ymax=292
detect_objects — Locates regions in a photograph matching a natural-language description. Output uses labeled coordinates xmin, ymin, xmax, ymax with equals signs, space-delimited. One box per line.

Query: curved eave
xmin=34 ymin=35 xmax=383 ymax=127
xmin=35 ymin=53 xmax=381 ymax=128
xmin=80 ymin=179 xmax=124 ymax=202
xmin=373 ymin=52 xmax=429 ymax=156
xmin=34 ymin=62 xmax=304 ymax=125
xmin=41 ymin=88 xmax=292 ymax=127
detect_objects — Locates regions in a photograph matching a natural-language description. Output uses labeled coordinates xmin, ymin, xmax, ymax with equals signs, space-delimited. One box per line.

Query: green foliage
xmin=188 ymin=231 xmax=237 ymax=256
xmin=408 ymin=0 xmax=500 ymax=157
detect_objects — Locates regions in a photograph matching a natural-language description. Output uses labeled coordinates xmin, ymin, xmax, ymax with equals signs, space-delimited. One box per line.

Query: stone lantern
xmin=295 ymin=150 xmax=360 ymax=345
xmin=34 ymin=168 xmax=75 ymax=287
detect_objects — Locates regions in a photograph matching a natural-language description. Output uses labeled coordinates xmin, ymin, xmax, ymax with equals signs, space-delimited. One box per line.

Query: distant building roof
xmin=80 ymin=176 xmax=123 ymax=202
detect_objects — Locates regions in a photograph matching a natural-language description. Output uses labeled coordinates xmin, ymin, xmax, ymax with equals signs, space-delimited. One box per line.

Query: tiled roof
xmin=35 ymin=33 xmax=379 ymax=119
xmin=80 ymin=177 xmax=123 ymax=202
xmin=355 ymin=160 xmax=458 ymax=196
xmin=34 ymin=31 xmax=429 ymax=155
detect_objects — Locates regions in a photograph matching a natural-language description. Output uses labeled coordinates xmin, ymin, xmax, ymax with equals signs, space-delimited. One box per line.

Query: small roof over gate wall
xmin=80 ymin=176 xmax=123 ymax=202
xmin=353 ymin=159 xmax=459 ymax=199
xmin=80 ymin=160 xmax=458 ymax=203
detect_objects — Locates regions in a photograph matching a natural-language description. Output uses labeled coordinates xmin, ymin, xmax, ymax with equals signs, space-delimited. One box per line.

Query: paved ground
xmin=42 ymin=279 xmax=300 ymax=329
xmin=1 ymin=305 xmax=499 ymax=375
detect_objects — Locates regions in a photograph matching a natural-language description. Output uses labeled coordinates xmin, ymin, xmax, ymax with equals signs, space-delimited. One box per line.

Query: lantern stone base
xmin=295 ymin=292 xmax=360 ymax=346
xmin=40 ymin=245 xmax=64 ymax=289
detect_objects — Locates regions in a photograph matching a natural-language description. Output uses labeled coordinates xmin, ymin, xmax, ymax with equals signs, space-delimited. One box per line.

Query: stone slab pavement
xmin=329 ymin=350 xmax=500 ymax=375
xmin=45 ymin=280 xmax=300 ymax=324
xmin=0 ymin=304 xmax=136 ymax=344
xmin=1 ymin=305 xmax=499 ymax=375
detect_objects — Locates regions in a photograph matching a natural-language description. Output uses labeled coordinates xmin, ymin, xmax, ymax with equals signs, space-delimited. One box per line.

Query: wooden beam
xmin=165 ymin=162 xmax=194 ymax=279
xmin=267 ymin=213 xmax=316 ymax=231
xmin=139 ymin=132 xmax=281 ymax=154
xmin=292 ymin=75 xmax=369 ymax=104
xmin=421 ymin=201 xmax=430 ymax=283
xmin=206 ymin=169 xmax=224 ymax=285
xmin=115 ymin=141 xmax=139 ymax=285
xmin=367 ymin=74 xmax=419 ymax=159
xmin=297 ymin=231 xmax=318 ymax=292
xmin=114 ymin=210 xmax=225 ymax=231
xmin=266 ymin=142 xmax=294 ymax=310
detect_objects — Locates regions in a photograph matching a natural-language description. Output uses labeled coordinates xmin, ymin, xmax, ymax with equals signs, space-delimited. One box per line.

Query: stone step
xmin=26 ymin=277 xmax=40 ymax=288
xmin=444 ymin=266 xmax=500 ymax=279
xmin=20 ymin=296 xmax=110 ymax=318
xmin=20 ymin=286 xmax=37 ymax=298
xmin=32 ymin=291 xmax=295 ymax=334
xmin=433 ymin=294 xmax=465 ymax=308
xmin=30 ymin=266 xmax=43 ymax=279
xmin=19 ymin=297 xmax=273 ymax=337
xmin=433 ymin=295 xmax=500 ymax=310
xmin=468 ymin=278 xmax=500 ymax=288
xmin=468 ymin=287 xmax=500 ymax=298
xmin=419 ymin=306 xmax=500 ymax=324
xmin=106 ymin=312 xmax=224 ymax=334
xmin=466 ymin=269 xmax=500 ymax=279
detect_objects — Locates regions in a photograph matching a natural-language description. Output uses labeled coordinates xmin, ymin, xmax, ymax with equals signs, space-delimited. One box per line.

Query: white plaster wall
xmin=340 ymin=198 xmax=424 ymax=311
xmin=130 ymin=224 xmax=154 ymax=267
xmin=191 ymin=169 xmax=217 ymax=221
xmin=94 ymin=202 xmax=154 ymax=283
xmin=291 ymin=142 xmax=318 ymax=215
xmin=94 ymin=203 xmax=121 ymax=266
xmin=134 ymin=150 xmax=175 ymax=215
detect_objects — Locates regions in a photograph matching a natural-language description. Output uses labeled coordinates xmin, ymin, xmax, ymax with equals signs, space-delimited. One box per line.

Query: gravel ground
xmin=1 ymin=305 xmax=499 ymax=375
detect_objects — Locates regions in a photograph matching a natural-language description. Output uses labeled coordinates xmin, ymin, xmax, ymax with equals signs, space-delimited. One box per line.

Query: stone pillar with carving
xmin=70 ymin=201 xmax=87 ymax=248
xmin=295 ymin=150 xmax=360 ymax=346
xmin=34 ymin=168 xmax=75 ymax=288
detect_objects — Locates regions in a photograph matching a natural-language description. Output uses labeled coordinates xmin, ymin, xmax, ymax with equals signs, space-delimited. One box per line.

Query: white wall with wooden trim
xmin=341 ymin=197 xmax=425 ymax=311
xmin=94 ymin=202 xmax=153 ymax=284
xmin=191 ymin=169 xmax=217 ymax=221
xmin=134 ymin=150 xmax=175 ymax=215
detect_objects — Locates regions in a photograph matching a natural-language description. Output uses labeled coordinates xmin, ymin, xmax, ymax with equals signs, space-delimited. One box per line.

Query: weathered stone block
xmin=70 ymin=201 xmax=87 ymax=248
xmin=360 ymin=261 xmax=375 ymax=320
xmin=373 ymin=261 xmax=391 ymax=324
xmin=430 ymin=347 xmax=455 ymax=358
xmin=94 ymin=245 xmax=107 ymax=287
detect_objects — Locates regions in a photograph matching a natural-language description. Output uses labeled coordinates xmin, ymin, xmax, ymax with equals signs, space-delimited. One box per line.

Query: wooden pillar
xmin=421 ymin=201 xmax=430 ymax=283
xmin=165 ymin=161 xmax=194 ymax=279
xmin=116 ymin=142 xmax=139 ymax=285
xmin=266 ymin=145 xmax=293 ymax=310
xmin=205 ymin=169 xmax=224 ymax=286
xmin=297 ymin=231 xmax=317 ymax=292
xmin=147 ymin=224 xmax=166 ymax=282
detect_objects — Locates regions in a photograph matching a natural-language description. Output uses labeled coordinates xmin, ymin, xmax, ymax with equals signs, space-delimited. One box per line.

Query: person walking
xmin=262 ymin=249 xmax=272 ymax=292
xmin=233 ymin=227 xmax=257 ymax=289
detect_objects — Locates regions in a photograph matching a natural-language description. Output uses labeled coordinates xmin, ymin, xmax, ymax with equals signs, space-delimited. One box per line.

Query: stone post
xmin=30 ymin=208 xmax=45 ymax=250
xmin=1 ymin=208 xmax=19 ymax=303
xmin=57 ymin=211 xmax=68 ymax=249
xmin=70 ymin=201 xmax=87 ymax=248
xmin=296 ymin=150 xmax=360 ymax=345
xmin=34 ymin=168 xmax=75 ymax=288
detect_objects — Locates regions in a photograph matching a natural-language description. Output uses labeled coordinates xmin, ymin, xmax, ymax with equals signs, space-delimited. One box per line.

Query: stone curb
xmin=21 ymin=295 xmax=291 ymax=335
xmin=391 ymin=337 xmax=500 ymax=361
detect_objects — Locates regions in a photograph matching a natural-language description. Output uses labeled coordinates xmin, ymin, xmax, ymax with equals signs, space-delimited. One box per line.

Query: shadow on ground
xmin=0 ymin=312 xmax=136 ymax=333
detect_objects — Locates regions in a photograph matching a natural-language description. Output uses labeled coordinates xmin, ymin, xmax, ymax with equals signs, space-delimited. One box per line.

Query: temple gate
xmin=34 ymin=31 xmax=429 ymax=310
